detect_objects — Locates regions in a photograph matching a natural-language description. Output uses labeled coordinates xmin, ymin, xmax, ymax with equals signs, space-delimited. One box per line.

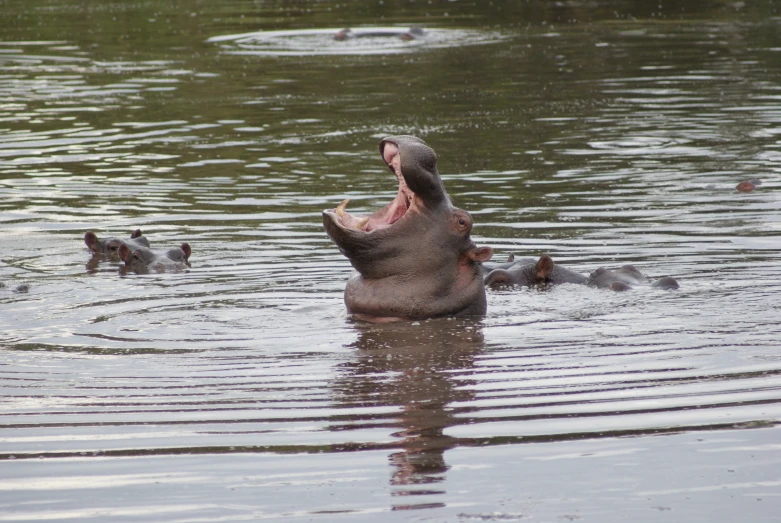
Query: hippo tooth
xmin=356 ymin=217 xmax=370 ymax=230
xmin=336 ymin=198 xmax=350 ymax=218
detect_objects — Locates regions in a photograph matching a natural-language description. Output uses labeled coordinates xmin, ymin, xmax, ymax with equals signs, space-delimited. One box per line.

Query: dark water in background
xmin=2 ymin=1 xmax=781 ymax=521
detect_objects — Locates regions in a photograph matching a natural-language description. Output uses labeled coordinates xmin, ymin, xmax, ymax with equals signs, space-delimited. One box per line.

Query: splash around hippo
xmin=323 ymin=135 xmax=493 ymax=322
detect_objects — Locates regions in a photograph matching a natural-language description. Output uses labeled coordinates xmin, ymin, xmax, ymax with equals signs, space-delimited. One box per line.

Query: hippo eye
xmin=454 ymin=213 xmax=471 ymax=232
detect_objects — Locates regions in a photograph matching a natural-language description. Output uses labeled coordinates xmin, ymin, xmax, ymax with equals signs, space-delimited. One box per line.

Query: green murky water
xmin=2 ymin=1 xmax=781 ymax=521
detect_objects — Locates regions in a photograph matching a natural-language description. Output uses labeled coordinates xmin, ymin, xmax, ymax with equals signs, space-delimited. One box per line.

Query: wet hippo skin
xmin=118 ymin=243 xmax=191 ymax=274
xmin=587 ymin=265 xmax=679 ymax=291
xmin=85 ymin=229 xmax=150 ymax=256
xmin=485 ymin=254 xmax=588 ymax=289
xmin=323 ymin=135 xmax=493 ymax=322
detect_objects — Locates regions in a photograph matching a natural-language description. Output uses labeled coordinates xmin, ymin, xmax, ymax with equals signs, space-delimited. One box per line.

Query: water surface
xmin=1 ymin=1 xmax=781 ymax=521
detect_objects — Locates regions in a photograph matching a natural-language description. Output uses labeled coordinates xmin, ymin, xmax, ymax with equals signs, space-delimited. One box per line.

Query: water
xmin=207 ymin=27 xmax=508 ymax=56
xmin=2 ymin=1 xmax=781 ymax=521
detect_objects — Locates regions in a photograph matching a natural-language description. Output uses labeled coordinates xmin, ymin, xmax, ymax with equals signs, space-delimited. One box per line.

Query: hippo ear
xmin=536 ymin=255 xmax=555 ymax=278
xmin=131 ymin=229 xmax=143 ymax=239
xmin=84 ymin=231 xmax=98 ymax=251
xmin=117 ymin=244 xmax=131 ymax=262
xmin=485 ymin=269 xmax=513 ymax=289
xmin=467 ymin=246 xmax=493 ymax=263
xmin=180 ymin=243 xmax=192 ymax=261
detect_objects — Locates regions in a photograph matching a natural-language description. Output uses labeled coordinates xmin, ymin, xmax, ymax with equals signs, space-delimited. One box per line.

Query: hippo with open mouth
xmin=323 ymin=135 xmax=493 ymax=322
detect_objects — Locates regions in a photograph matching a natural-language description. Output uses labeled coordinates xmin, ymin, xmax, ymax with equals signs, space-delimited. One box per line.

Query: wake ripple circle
xmin=207 ymin=27 xmax=509 ymax=56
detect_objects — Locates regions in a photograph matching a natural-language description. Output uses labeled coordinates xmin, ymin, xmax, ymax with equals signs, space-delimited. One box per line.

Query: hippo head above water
xmin=118 ymin=243 xmax=191 ymax=274
xmin=484 ymin=255 xmax=588 ymax=289
xmin=84 ymin=229 xmax=150 ymax=256
xmin=323 ymin=135 xmax=493 ymax=322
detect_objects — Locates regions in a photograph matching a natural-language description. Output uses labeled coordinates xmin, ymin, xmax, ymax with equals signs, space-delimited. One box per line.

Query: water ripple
xmin=2 ymin=10 xmax=781 ymax=522
xmin=208 ymin=27 xmax=509 ymax=56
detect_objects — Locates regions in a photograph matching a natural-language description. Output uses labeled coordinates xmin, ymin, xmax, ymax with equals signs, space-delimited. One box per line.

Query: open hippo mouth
xmin=325 ymin=140 xmax=417 ymax=233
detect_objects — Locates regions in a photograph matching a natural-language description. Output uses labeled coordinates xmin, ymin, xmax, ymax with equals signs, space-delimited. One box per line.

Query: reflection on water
xmin=2 ymin=0 xmax=781 ymax=520
xmin=337 ymin=320 xmax=484 ymax=508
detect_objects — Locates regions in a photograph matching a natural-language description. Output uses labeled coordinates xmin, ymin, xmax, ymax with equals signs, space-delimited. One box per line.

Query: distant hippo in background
xmin=587 ymin=265 xmax=679 ymax=291
xmin=0 ymin=282 xmax=29 ymax=293
xmin=334 ymin=27 xmax=425 ymax=41
xmin=481 ymin=253 xmax=532 ymax=274
xmin=485 ymin=255 xmax=588 ymax=289
xmin=118 ymin=243 xmax=191 ymax=274
xmin=323 ymin=135 xmax=493 ymax=322
xmin=85 ymin=229 xmax=150 ymax=256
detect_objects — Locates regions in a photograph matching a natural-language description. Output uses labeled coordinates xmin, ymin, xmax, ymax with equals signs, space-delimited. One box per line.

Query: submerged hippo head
xmin=84 ymin=229 xmax=150 ymax=255
xmin=118 ymin=243 xmax=191 ymax=274
xmin=484 ymin=254 xmax=588 ymax=289
xmin=323 ymin=135 xmax=493 ymax=321
xmin=587 ymin=265 xmax=679 ymax=291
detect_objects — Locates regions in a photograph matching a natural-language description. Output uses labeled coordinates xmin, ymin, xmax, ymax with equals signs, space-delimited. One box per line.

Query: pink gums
xmin=336 ymin=141 xmax=412 ymax=232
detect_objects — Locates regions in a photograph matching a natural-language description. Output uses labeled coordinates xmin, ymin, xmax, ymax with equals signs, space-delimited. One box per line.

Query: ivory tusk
xmin=336 ymin=198 xmax=350 ymax=217
xmin=356 ymin=217 xmax=370 ymax=230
